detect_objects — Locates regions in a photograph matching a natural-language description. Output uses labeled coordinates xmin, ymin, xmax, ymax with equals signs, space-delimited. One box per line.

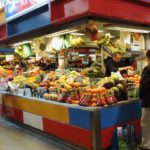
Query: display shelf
xmin=0 ymin=92 xmax=142 ymax=150
xmin=7 ymin=4 xmax=50 ymax=36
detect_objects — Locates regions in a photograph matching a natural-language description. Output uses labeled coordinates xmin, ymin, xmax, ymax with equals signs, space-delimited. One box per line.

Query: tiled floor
xmin=0 ymin=117 xmax=79 ymax=150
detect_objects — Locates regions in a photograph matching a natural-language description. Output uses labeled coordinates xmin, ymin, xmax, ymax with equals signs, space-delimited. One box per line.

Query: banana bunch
xmin=71 ymin=37 xmax=85 ymax=47
xmin=28 ymin=83 xmax=39 ymax=89
xmin=0 ymin=66 xmax=7 ymax=77
xmin=12 ymin=76 xmax=27 ymax=87
xmin=26 ymin=77 xmax=36 ymax=85
xmin=98 ymin=35 xmax=110 ymax=46
xmin=107 ymin=44 xmax=126 ymax=55
xmin=57 ymin=75 xmax=67 ymax=83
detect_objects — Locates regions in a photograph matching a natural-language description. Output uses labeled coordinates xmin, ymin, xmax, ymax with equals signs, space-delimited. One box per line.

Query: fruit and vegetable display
xmin=40 ymin=71 xmax=140 ymax=107
xmin=125 ymin=74 xmax=140 ymax=88
xmin=98 ymin=76 xmax=128 ymax=101
xmin=39 ymin=70 xmax=89 ymax=92
xmin=124 ymin=74 xmax=140 ymax=100
xmin=0 ymin=64 xmax=140 ymax=107
xmin=79 ymin=87 xmax=117 ymax=107
xmin=81 ymin=57 xmax=105 ymax=78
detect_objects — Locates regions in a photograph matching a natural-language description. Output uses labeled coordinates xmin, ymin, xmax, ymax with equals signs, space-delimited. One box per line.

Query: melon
xmin=111 ymin=74 xmax=119 ymax=82
xmin=117 ymin=84 xmax=124 ymax=91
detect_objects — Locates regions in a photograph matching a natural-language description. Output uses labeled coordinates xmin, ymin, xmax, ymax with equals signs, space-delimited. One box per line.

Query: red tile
xmin=101 ymin=126 xmax=116 ymax=149
xmin=4 ymin=106 xmax=23 ymax=123
xmin=43 ymin=118 xmax=92 ymax=150
xmin=0 ymin=24 xmax=7 ymax=40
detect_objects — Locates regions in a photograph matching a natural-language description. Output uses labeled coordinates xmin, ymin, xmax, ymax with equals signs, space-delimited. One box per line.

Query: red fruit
xmin=58 ymin=96 xmax=68 ymax=103
xmin=80 ymin=94 xmax=86 ymax=101
xmin=64 ymin=96 xmax=68 ymax=102
xmin=74 ymin=96 xmax=79 ymax=100
xmin=112 ymin=96 xmax=117 ymax=103
xmin=96 ymin=99 xmax=105 ymax=107
xmin=83 ymin=100 xmax=88 ymax=106
xmin=105 ymin=97 xmax=113 ymax=105
xmin=92 ymin=99 xmax=97 ymax=103
xmin=96 ymin=99 xmax=101 ymax=106
xmin=100 ymin=98 xmax=106 ymax=106
xmin=67 ymin=97 xmax=72 ymax=104
xmin=110 ymin=96 xmax=115 ymax=104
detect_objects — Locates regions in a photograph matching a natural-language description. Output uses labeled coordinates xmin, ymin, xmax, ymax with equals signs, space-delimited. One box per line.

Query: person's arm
xmin=118 ymin=66 xmax=133 ymax=72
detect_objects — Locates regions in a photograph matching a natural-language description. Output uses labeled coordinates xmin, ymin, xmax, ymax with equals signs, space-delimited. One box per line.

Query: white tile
xmin=23 ymin=112 xmax=43 ymax=131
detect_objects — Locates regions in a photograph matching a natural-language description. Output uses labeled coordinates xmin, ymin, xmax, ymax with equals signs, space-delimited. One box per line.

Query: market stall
xmin=0 ymin=0 xmax=149 ymax=150
xmin=0 ymin=23 xmax=143 ymax=150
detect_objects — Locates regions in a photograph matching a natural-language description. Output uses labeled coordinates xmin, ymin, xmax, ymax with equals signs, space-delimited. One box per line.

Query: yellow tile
xmin=0 ymin=8 xmax=5 ymax=24
xmin=3 ymin=95 xmax=69 ymax=124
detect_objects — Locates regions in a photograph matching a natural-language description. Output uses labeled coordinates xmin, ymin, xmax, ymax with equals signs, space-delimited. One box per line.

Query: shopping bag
xmin=111 ymin=124 xmax=136 ymax=150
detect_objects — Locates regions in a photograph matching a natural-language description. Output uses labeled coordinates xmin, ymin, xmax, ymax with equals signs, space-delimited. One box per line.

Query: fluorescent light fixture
xmin=71 ymin=32 xmax=85 ymax=36
xmin=79 ymin=54 xmax=86 ymax=57
xmin=46 ymin=29 xmax=79 ymax=38
xmin=106 ymin=26 xmax=150 ymax=33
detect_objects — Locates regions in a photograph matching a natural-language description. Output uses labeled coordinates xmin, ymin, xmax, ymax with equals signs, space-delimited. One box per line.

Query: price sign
xmin=5 ymin=0 xmax=49 ymax=21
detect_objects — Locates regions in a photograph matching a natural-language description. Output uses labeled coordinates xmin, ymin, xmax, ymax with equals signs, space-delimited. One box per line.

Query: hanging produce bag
xmin=111 ymin=125 xmax=136 ymax=150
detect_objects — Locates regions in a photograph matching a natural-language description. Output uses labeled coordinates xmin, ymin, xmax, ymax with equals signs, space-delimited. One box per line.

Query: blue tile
xmin=100 ymin=101 xmax=141 ymax=129
xmin=69 ymin=108 xmax=91 ymax=130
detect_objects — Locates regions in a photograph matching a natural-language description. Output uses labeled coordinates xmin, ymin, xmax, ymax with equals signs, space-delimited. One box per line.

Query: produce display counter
xmin=0 ymin=93 xmax=141 ymax=150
